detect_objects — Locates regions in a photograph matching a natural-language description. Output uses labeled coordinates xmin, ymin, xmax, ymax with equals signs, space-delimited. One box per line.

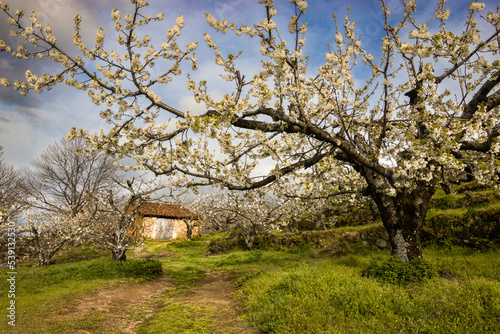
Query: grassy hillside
xmin=1 ymin=232 xmax=499 ymax=333
xmin=237 ymin=247 xmax=500 ymax=333
xmin=0 ymin=255 xmax=163 ymax=333
xmin=1 ymin=188 xmax=499 ymax=333
xmin=423 ymin=188 xmax=500 ymax=248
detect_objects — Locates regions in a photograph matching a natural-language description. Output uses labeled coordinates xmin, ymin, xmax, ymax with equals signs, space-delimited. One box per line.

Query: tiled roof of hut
xmin=137 ymin=202 xmax=198 ymax=219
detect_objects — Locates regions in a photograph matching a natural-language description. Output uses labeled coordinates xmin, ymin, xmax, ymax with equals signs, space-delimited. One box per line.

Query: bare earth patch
xmin=45 ymin=245 xmax=258 ymax=333
xmin=133 ymin=244 xmax=171 ymax=259
xmin=51 ymin=275 xmax=175 ymax=333
xmin=49 ymin=270 xmax=257 ymax=333
xmin=175 ymin=271 xmax=258 ymax=333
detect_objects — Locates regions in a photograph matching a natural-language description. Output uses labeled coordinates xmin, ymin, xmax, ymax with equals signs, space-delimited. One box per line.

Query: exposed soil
xmin=132 ymin=244 xmax=171 ymax=259
xmin=175 ymin=271 xmax=258 ymax=333
xmin=48 ymin=246 xmax=258 ymax=333
xmin=52 ymin=275 xmax=174 ymax=333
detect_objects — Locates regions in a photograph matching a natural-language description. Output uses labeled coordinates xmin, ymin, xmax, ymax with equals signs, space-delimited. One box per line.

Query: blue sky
xmin=0 ymin=0 xmax=497 ymax=168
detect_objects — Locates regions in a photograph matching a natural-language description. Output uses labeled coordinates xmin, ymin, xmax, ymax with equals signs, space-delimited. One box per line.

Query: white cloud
xmin=0 ymin=0 xmax=498 ymax=171
xmin=0 ymin=112 xmax=51 ymax=167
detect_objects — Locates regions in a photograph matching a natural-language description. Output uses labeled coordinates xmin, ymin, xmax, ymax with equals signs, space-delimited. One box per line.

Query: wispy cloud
xmin=0 ymin=0 xmax=498 ymax=169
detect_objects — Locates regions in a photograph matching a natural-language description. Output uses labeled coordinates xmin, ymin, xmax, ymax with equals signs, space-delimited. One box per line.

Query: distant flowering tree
xmin=191 ymin=195 xmax=237 ymax=233
xmin=1 ymin=0 xmax=499 ymax=261
xmin=24 ymin=176 xmax=167 ymax=265
xmin=193 ymin=188 xmax=299 ymax=250
xmin=18 ymin=138 xmax=119 ymax=265
xmin=85 ymin=177 xmax=168 ymax=261
xmin=275 ymin=162 xmax=370 ymax=230
xmin=24 ymin=209 xmax=91 ymax=266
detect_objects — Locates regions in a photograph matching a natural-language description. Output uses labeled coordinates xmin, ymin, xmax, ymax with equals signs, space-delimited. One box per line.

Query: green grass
xmin=426 ymin=206 xmax=469 ymax=220
xmin=163 ymin=265 xmax=207 ymax=284
xmin=1 ymin=227 xmax=499 ymax=334
xmin=142 ymin=236 xmax=310 ymax=283
xmin=0 ymin=254 xmax=162 ymax=333
xmin=427 ymin=188 xmax=500 ymax=217
xmin=140 ymin=239 xmax=174 ymax=256
xmin=238 ymin=249 xmax=500 ymax=333
xmin=426 ymin=245 xmax=500 ymax=281
xmin=198 ymin=231 xmax=499 ymax=333
xmin=137 ymin=302 xmax=214 ymax=334
xmin=333 ymin=222 xmax=382 ymax=232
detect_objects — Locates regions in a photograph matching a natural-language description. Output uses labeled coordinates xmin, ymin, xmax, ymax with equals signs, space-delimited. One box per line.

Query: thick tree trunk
xmin=243 ymin=233 xmax=255 ymax=250
xmin=38 ymin=251 xmax=50 ymax=267
xmin=112 ymin=220 xmax=129 ymax=261
xmin=184 ymin=219 xmax=194 ymax=241
xmin=112 ymin=246 xmax=127 ymax=261
xmin=364 ymin=171 xmax=435 ymax=262
xmin=37 ymin=242 xmax=66 ymax=266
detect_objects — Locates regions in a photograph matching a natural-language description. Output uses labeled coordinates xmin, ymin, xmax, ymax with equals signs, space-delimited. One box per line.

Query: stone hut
xmin=130 ymin=202 xmax=199 ymax=240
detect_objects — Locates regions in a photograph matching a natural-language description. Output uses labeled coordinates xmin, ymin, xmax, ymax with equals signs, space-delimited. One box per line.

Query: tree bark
xmin=112 ymin=246 xmax=127 ymax=261
xmin=31 ymin=225 xmax=68 ymax=266
xmin=243 ymin=233 xmax=255 ymax=250
xmin=38 ymin=252 xmax=49 ymax=267
xmin=184 ymin=219 xmax=194 ymax=241
xmin=363 ymin=170 xmax=435 ymax=262
xmin=112 ymin=220 xmax=129 ymax=261
xmin=37 ymin=241 xmax=67 ymax=266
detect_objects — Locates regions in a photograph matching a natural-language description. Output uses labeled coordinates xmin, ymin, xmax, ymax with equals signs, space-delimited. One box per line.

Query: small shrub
xmin=296 ymin=215 xmax=318 ymax=230
xmin=254 ymin=231 xmax=332 ymax=251
xmin=78 ymin=258 xmax=163 ymax=280
xmin=248 ymin=249 xmax=263 ymax=262
xmin=362 ymin=256 xmax=437 ymax=285
xmin=205 ymin=238 xmax=237 ymax=256
xmin=435 ymin=196 xmax=454 ymax=210
xmin=121 ymin=258 xmax=163 ymax=278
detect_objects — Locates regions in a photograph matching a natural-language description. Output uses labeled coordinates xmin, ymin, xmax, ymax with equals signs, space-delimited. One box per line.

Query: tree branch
xmin=461 ymin=70 xmax=500 ymax=119
xmin=434 ymin=29 xmax=500 ymax=84
xmin=459 ymin=124 xmax=500 ymax=153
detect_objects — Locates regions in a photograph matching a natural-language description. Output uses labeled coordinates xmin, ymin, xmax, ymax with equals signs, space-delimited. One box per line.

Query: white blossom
xmin=335 ymin=32 xmax=343 ymax=44
xmin=175 ymin=15 xmax=184 ymax=28
xmin=186 ymin=41 xmax=197 ymax=52
xmin=0 ymin=78 xmax=10 ymax=86
xmin=468 ymin=2 xmax=485 ymax=11
xmin=436 ymin=8 xmax=450 ymax=20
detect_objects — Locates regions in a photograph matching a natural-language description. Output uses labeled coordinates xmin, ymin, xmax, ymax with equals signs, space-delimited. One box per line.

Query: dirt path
xmin=50 ymin=248 xmax=258 ymax=333
xmin=54 ymin=275 xmax=174 ymax=333
xmin=175 ymin=271 xmax=258 ymax=333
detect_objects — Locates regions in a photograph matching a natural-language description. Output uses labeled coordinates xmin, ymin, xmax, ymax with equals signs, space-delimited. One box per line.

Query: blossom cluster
xmin=1 ymin=0 xmax=499 ymax=216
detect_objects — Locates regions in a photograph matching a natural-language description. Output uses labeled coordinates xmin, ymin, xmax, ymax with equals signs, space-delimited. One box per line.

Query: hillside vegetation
xmin=0 ymin=189 xmax=499 ymax=333
xmin=423 ymin=188 xmax=500 ymax=249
